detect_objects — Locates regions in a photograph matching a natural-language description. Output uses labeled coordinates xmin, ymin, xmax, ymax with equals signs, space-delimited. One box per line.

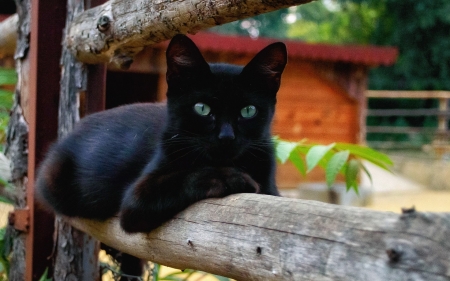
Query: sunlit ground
xmin=367 ymin=190 xmax=450 ymax=213
xmin=361 ymin=158 xmax=450 ymax=213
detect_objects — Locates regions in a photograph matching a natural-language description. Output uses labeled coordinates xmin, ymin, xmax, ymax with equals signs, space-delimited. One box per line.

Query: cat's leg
xmin=119 ymin=167 xmax=259 ymax=233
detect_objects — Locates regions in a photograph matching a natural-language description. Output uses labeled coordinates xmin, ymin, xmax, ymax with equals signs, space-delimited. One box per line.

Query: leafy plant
xmin=274 ymin=137 xmax=393 ymax=192
xmin=0 ymin=67 xmax=16 ymax=151
xmin=100 ymin=251 xmax=230 ymax=281
xmin=149 ymin=263 xmax=229 ymax=281
xmin=38 ymin=268 xmax=52 ymax=281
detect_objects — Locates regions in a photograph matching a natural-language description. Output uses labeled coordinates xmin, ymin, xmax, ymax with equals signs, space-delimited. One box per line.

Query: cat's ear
xmin=240 ymin=42 xmax=287 ymax=93
xmin=166 ymin=35 xmax=211 ymax=84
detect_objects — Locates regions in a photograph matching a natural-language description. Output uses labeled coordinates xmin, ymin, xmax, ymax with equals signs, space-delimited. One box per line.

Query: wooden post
xmin=26 ymin=0 xmax=66 ymax=279
xmin=437 ymin=98 xmax=449 ymax=135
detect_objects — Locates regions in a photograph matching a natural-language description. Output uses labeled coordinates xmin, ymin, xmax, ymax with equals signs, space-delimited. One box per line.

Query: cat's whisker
xmin=190 ymin=147 xmax=207 ymax=166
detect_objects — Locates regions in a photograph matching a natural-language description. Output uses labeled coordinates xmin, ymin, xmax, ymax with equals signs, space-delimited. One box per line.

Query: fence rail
xmin=365 ymin=91 xmax=450 ymax=150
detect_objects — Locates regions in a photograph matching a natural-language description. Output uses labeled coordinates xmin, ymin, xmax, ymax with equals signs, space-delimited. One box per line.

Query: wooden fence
xmin=365 ymin=90 xmax=450 ymax=151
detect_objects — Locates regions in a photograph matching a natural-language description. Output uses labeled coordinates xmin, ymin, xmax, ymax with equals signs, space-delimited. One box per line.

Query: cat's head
xmin=164 ymin=34 xmax=287 ymax=163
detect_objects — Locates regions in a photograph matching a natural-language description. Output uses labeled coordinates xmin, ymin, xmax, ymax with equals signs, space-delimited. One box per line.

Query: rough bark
xmin=53 ymin=0 xmax=100 ymax=280
xmin=67 ymin=193 xmax=450 ymax=281
xmin=0 ymin=14 xmax=18 ymax=58
xmin=67 ymin=0 xmax=313 ymax=67
xmin=4 ymin=0 xmax=32 ymax=279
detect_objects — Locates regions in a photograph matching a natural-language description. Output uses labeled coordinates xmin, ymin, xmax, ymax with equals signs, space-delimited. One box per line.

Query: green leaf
xmin=326 ymin=150 xmax=350 ymax=187
xmin=274 ymin=139 xmax=298 ymax=164
xmin=212 ymin=275 xmax=231 ymax=281
xmin=289 ymin=148 xmax=306 ymax=176
xmin=360 ymin=162 xmax=373 ymax=186
xmin=38 ymin=268 xmax=52 ymax=281
xmin=153 ymin=263 xmax=161 ymax=281
xmin=306 ymin=143 xmax=335 ymax=172
xmin=158 ymin=275 xmax=186 ymax=281
xmin=345 ymin=159 xmax=360 ymax=194
xmin=335 ymin=143 xmax=393 ymax=171
xmin=0 ymin=196 xmax=12 ymax=205
xmin=0 ymin=68 xmax=17 ymax=86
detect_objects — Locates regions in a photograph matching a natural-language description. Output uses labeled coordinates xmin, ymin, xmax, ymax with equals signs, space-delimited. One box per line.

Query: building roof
xmin=182 ymin=32 xmax=397 ymax=66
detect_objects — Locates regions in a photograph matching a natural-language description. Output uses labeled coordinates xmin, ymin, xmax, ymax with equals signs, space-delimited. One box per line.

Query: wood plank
xmin=367 ymin=108 xmax=450 ymax=117
xmin=275 ymin=104 xmax=357 ymax=123
xmin=366 ymin=90 xmax=450 ymax=99
xmin=366 ymin=126 xmax=440 ymax=134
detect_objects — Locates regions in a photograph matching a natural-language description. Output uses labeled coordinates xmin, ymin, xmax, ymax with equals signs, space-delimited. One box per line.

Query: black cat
xmin=36 ymin=34 xmax=287 ymax=234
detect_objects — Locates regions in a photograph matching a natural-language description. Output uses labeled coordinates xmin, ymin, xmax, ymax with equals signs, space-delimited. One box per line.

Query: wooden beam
xmin=67 ymin=194 xmax=450 ymax=281
xmin=366 ymin=90 xmax=450 ymax=99
xmin=66 ymin=0 xmax=313 ymax=68
xmin=27 ymin=0 xmax=66 ymax=279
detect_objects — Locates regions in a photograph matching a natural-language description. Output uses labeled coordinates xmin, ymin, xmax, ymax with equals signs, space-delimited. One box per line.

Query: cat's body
xmin=36 ymin=34 xmax=287 ymax=234
xmin=36 ymin=103 xmax=167 ymax=220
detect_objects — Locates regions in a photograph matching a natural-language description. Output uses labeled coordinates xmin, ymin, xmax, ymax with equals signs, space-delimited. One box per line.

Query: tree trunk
xmin=66 ymin=0 xmax=313 ymax=67
xmin=67 ymin=193 xmax=450 ymax=281
xmin=5 ymin=1 xmax=32 ymax=279
xmin=52 ymin=0 xmax=100 ymax=280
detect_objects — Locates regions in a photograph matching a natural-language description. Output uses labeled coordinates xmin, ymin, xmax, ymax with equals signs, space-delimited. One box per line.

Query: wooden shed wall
xmin=273 ymin=60 xmax=359 ymax=144
xmin=273 ymin=60 xmax=359 ymax=188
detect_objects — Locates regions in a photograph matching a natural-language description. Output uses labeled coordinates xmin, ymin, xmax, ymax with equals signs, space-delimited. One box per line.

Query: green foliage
xmin=274 ymin=138 xmax=393 ymax=193
xmin=213 ymin=0 xmax=450 ymax=92
xmin=211 ymin=9 xmax=291 ymax=39
xmin=365 ymin=0 xmax=450 ymax=90
xmin=0 ymin=227 xmax=9 ymax=281
xmin=288 ymin=1 xmax=380 ymax=44
xmin=0 ymin=68 xmax=16 ymax=150
xmin=101 ymin=258 xmax=230 ymax=281
xmin=150 ymin=264 xmax=230 ymax=281
xmin=38 ymin=268 xmax=52 ymax=281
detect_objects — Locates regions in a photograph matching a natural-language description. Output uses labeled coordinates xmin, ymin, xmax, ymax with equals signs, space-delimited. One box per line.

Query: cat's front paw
xmin=201 ymin=168 xmax=260 ymax=197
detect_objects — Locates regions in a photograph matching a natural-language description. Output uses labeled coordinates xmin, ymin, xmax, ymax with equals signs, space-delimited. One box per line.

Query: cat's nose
xmin=218 ymin=123 xmax=235 ymax=140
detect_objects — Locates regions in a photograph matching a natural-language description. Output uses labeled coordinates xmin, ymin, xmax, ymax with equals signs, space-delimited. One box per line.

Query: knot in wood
xmin=386 ymin=248 xmax=402 ymax=263
xmin=97 ymin=15 xmax=111 ymax=32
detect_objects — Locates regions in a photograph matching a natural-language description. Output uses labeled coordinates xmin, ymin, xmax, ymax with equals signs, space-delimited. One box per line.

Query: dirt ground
xmin=361 ymin=160 xmax=450 ymax=213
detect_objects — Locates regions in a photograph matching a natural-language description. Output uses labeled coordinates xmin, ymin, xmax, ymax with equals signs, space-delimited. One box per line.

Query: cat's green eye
xmin=241 ymin=105 xmax=257 ymax=118
xmin=194 ymin=103 xmax=211 ymax=116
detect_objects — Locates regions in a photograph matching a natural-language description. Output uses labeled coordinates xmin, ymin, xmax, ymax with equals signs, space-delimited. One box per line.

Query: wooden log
xmin=66 ymin=0 xmax=313 ymax=68
xmin=67 ymin=193 xmax=450 ymax=281
xmin=53 ymin=0 xmax=101 ymax=280
xmin=0 ymin=14 xmax=17 ymax=58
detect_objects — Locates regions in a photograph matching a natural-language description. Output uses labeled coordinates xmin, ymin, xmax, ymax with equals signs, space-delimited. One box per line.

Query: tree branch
xmin=0 ymin=14 xmax=18 ymax=58
xmin=66 ymin=0 xmax=313 ymax=68
xmin=67 ymin=193 xmax=450 ymax=281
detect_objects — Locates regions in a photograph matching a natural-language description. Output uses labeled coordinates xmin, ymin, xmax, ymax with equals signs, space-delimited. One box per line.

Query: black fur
xmin=36 ymin=34 xmax=287 ymax=234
